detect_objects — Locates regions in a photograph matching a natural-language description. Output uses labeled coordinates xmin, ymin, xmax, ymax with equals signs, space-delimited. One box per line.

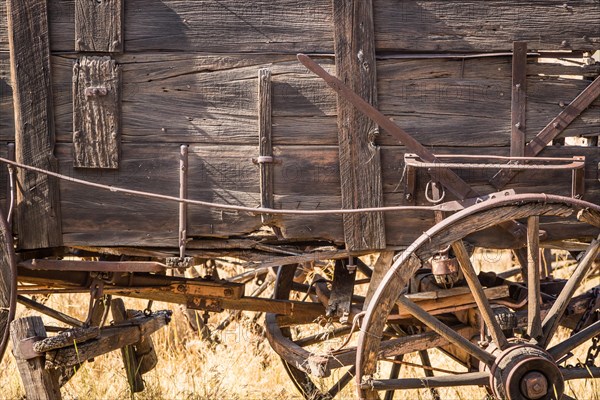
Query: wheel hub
xmin=488 ymin=344 xmax=564 ymax=400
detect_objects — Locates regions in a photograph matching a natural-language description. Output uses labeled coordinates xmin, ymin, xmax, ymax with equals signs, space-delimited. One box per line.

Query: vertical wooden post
xmin=111 ymin=298 xmax=144 ymax=393
xmin=6 ymin=0 xmax=62 ymax=249
xmin=332 ymin=0 xmax=386 ymax=251
xmin=257 ymin=68 xmax=274 ymax=224
xmin=10 ymin=316 xmax=61 ymax=400
xmin=510 ymin=42 xmax=528 ymax=157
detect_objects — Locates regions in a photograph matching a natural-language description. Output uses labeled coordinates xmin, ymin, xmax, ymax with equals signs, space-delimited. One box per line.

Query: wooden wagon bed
xmin=0 ymin=0 xmax=598 ymax=257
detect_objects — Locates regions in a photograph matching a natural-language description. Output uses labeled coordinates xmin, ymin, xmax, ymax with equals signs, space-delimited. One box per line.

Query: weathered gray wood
xmin=74 ymin=0 xmax=123 ymax=53
xmin=511 ymin=42 xmax=527 ymax=157
xmin=48 ymin=54 xmax=600 ymax=147
xmin=333 ymin=0 xmax=385 ymax=251
xmin=257 ymin=68 xmax=274 ymax=224
xmin=372 ymin=0 xmax=600 ymax=52
xmin=6 ymin=0 xmax=62 ymax=249
xmin=53 ymin=143 xmax=600 ymax=249
xmin=2 ymin=1 xmax=599 ymax=53
xmin=73 ymin=56 xmax=121 ymax=169
xmin=10 ymin=316 xmax=62 ymax=400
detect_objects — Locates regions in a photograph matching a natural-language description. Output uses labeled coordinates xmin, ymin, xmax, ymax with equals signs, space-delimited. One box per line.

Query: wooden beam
xmin=257 ymin=68 xmax=274 ymax=225
xmin=511 ymin=42 xmax=527 ymax=157
xmin=74 ymin=0 xmax=123 ymax=53
xmin=332 ymin=0 xmax=386 ymax=251
xmin=6 ymin=0 xmax=62 ymax=249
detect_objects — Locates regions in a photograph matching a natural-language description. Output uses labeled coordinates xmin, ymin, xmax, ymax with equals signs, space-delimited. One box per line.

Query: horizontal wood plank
xmin=47 ymin=54 xmax=599 ymax=148
xmin=56 ymin=143 xmax=599 ymax=248
xmin=2 ymin=1 xmax=599 ymax=53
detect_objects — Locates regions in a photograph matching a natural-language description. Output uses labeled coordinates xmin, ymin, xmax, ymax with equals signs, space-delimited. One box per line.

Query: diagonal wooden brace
xmin=491 ymin=75 xmax=600 ymax=189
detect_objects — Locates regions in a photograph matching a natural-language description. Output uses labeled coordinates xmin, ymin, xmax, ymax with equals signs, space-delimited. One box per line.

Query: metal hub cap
xmin=489 ymin=345 xmax=564 ymax=400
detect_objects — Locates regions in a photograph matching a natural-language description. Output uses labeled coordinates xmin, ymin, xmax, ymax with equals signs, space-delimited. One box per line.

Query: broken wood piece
xmin=33 ymin=326 xmax=100 ymax=353
xmin=44 ymin=309 xmax=171 ymax=369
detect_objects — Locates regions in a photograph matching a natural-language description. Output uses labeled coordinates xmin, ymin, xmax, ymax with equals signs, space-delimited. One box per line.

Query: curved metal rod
xmin=0 ymin=206 xmax=17 ymax=363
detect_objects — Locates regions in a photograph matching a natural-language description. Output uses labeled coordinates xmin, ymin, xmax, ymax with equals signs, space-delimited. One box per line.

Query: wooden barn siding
xmin=1 ymin=1 xmax=599 ymax=53
xmin=48 ymin=54 xmax=600 ymax=148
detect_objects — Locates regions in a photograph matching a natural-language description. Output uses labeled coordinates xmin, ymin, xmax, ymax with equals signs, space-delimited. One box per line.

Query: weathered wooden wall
xmin=0 ymin=1 xmax=598 ymax=250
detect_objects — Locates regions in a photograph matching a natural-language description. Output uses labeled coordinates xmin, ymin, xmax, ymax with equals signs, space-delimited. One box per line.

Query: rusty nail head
xmin=177 ymin=284 xmax=186 ymax=292
xmin=224 ymin=288 xmax=234 ymax=297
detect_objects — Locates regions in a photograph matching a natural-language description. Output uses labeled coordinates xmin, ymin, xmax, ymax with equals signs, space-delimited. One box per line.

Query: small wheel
xmin=357 ymin=194 xmax=600 ymax=400
xmin=0 ymin=207 xmax=16 ymax=362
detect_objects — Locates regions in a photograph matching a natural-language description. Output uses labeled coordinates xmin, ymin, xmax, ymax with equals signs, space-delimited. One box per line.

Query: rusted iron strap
xmin=297 ymin=54 xmax=476 ymax=201
xmin=491 ymin=74 xmax=600 ymax=189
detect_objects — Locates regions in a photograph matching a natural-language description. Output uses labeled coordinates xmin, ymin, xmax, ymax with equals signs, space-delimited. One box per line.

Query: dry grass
xmin=0 ymin=250 xmax=598 ymax=399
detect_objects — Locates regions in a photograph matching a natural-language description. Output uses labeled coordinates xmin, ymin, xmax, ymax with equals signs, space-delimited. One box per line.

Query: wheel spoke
xmin=452 ymin=241 xmax=509 ymax=350
xmin=396 ymin=295 xmax=495 ymax=366
xmin=548 ymin=319 xmax=600 ymax=360
xmin=561 ymin=366 xmax=600 ymax=380
xmin=360 ymin=372 xmax=489 ymax=391
xmin=384 ymin=355 xmax=402 ymax=400
xmin=326 ymin=365 xmax=355 ymax=399
xmin=419 ymin=350 xmax=441 ymax=400
xmin=540 ymin=236 xmax=600 ymax=347
xmin=527 ymin=215 xmax=542 ymax=340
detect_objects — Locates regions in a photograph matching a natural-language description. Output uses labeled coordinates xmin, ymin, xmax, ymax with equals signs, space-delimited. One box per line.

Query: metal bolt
xmin=515 ymin=83 xmax=521 ymax=90
xmin=561 ymin=40 xmax=569 ymax=48
xmin=520 ymin=371 xmax=548 ymax=399
xmin=223 ymin=288 xmax=234 ymax=297
xmin=515 ymin=122 xmax=522 ymax=129
xmin=553 ymin=122 xmax=561 ymax=129
xmin=177 ymin=284 xmax=186 ymax=292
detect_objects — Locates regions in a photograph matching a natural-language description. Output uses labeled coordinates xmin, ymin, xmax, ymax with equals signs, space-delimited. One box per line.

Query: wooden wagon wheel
xmin=357 ymin=194 xmax=600 ymax=400
xmin=266 ymin=260 xmax=443 ymax=399
xmin=0 ymin=207 xmax=17 ymax=363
